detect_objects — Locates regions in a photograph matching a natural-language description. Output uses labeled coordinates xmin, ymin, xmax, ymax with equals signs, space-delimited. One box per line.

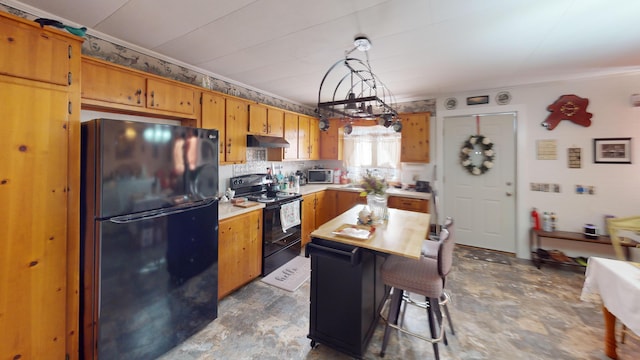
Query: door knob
xmin=506 ymin=192 xmax=513 ymax=196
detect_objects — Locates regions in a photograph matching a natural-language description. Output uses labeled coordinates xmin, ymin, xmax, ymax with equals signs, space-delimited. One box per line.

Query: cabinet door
xmin=0 ymin=19 xmax=71 ymax=86
xmin=1 ymin=80 xmax=69 ymax=359
xmin=225 ymin=98 xmax=248 ymax=163
xmin=283 ymin=112 xmax=299 ymax=160
xmin=248 ymin=103 xmax=268 ymax=134
xmin=320 ymin=119 xmax=343 ymax=160
xmin=146 ymin=77 xmax=195 ymax=115
xmin=301 ymin=193 xmax=317 ymax=248
xmin=202 ymin=92 xmax=226 ymax=161
xmin=400 ymin=112 xmax=430 ymax=163
xmin=315 ymin=190 xmax=336 ymax=226
xmin=336 ymin=191 xmax=365 ymax=216
xmin=218 ymin=211 xmax=262 ymax=299
xmin=309 ymin=117 xmax=320 ymax=160
xmin=298 ymin=115 xmax=310 ymax=159
xmin=81 ymin=58 xmax=146 ymax=107
xmin=267 ymin=108 xmax=284 ymax=137
xmin=388 ymin=196 xmax=429 ymax=213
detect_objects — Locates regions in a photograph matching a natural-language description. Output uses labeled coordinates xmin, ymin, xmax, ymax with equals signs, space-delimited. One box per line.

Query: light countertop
xmin=310 ymin=205 xmax=430 ymax=259
xmin=219 ymin=184 xmax=430 ymax=220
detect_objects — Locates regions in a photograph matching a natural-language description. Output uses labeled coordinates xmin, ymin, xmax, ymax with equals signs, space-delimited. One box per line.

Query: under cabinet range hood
xmin=247 ymin=134 xmax=290 ymax=148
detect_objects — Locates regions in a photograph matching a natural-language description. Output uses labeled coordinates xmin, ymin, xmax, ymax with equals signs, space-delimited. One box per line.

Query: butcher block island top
xmin=310 ymin=205 xmax=430 ymax=259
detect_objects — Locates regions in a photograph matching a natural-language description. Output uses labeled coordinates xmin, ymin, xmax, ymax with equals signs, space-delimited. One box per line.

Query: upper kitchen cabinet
xmin=400 ymin=112 xmax=430 ymax=163
xmin=81 ymin=56 xmax=197 ymax=119
xmin=297 ymin=115 xmax=320 ymax=160
xmin=0 ymin=15 xmax=73 ymax=86
xmin=266 ymin=107 xmax=284 ymax=137
xmin=1 ymin=10 xmax=83 ymax=360
xmin=201 ymin=91 xmax=227 ymax=161
xmin=224 ymin=97 xmax=249 ymax=163
xmin=268 ymin=111 xmax=298 ymax=161
xmin=248 ymin=103 xmax=284 ymax=137
xmin=320 ymin=118 xmax=344 ymax=160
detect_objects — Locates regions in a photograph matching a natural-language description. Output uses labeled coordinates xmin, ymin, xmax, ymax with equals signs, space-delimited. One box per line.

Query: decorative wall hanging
xmin=460 ymin=134 xmax=495 ymax=175
xmin=593 ymin=137 xmax=632 ymax=164
xmin=536 ymin=139 xmax=557 ymax=160
xmin=445 ymin=97 xmax=457 ymax=110
xmin=495 ymin=91 xmax=511 ymax=105
xmin=568 ymin=147 xmax=582 ymax=168
xmin=467 ymin=95 xmax=489 ymax=106
xmin=542 ymin=94 xmax=592 ymax=130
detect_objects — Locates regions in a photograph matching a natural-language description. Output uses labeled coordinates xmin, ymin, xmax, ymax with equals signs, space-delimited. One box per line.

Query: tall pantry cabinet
xmin=0 ymin=11 xmax=83 ymax=360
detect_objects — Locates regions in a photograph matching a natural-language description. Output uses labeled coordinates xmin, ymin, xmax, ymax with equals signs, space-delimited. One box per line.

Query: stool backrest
xmin=437 ymin=218 xmax=455 ymax=278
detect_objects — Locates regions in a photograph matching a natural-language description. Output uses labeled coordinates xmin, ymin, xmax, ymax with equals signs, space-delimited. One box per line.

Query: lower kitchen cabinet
xmin=388 ymin=196 xmax=429 ymax=213
xmin=334 ymin=190 xmax=366 ymax=216
xmin=218 ymin=210 xmax=262 ymax=299
xmin=302 ymin=191 xmax=336 ymax=248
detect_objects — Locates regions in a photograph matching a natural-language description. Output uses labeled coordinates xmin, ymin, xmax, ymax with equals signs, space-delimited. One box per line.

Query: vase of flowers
xmin=359 ymin=171 xmax=388 ymax=223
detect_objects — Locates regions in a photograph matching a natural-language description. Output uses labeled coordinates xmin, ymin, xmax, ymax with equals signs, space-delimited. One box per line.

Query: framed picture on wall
xmin=593 ymin=137 xmax=632 ymax=164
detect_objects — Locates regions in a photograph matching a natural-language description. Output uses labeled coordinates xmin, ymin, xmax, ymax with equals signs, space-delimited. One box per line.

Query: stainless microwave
xmin=307 ymin=169 xmax=334 ymax=183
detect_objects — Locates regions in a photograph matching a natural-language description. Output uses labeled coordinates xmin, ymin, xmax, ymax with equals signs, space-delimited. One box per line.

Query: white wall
xmin=435 ymin=72 xmax=640 ymax=259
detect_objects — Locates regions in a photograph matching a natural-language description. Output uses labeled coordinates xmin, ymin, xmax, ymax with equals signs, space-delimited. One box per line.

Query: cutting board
xmin=233 ymin=201 xmax=261 ymax=208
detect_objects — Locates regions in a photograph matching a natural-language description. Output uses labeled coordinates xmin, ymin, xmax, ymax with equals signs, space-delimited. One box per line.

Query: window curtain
xmin=343 ymin=125 xmax=401 ymax=168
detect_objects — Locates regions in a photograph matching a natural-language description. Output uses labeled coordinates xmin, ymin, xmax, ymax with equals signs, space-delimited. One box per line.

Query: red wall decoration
xmin=542 ymin=94 xmax=592 ymax=130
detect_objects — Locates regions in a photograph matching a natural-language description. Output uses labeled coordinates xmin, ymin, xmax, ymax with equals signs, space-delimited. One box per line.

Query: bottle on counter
xmin=333 ymin=168 xmax=341 ymax=184
xmin=542 ymin=212 xmax=552 ymax=232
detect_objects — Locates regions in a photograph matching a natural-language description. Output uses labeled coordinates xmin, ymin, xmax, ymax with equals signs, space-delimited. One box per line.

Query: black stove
xmin=230 ymin=174 xmax=303 ymax=275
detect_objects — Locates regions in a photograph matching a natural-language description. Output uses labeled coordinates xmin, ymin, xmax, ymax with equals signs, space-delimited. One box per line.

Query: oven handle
xmin=305 ymin=242 xmax=361 ymax=266
xmin=264 ymin=198 xmax=301 ymax=210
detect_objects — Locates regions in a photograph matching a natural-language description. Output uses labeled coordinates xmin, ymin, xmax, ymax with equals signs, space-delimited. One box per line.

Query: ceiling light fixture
xmin=316 ymin=35 xmax=399 ymax=131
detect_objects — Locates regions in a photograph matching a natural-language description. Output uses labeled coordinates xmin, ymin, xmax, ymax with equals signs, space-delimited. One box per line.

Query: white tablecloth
xmin=581 ymin=257 xmax=640 ymax=335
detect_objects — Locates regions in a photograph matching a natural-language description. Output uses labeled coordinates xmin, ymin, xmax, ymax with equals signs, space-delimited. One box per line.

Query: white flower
xmin=485 ymin=149 xmax=494 ymax=156
xmin=472 ymin=167 xmax=481 ymax=175
xmin=484 ymin=161 xmax=494 ymax=168
xmin=462 ymin=159 xmax=471 ymax=166
xmin=469 ymin=137 xmax=477 ymax=144
xmin=482 ymin=137 xmax=492 ymax=145
xmin=461 ymin=147 xmax=471 ymax=154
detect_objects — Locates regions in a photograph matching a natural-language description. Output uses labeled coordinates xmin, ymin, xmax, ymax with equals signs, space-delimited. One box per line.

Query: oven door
xmin=262 ymin=198 xmax=302 ymax=275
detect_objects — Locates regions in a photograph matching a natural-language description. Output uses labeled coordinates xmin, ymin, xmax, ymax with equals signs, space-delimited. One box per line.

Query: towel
xmin=280 ymin=200 xmax=301 ymax=233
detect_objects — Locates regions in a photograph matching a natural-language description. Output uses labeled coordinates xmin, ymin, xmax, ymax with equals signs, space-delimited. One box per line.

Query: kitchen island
xmin=306 ymin=205 xmax=430 ymax=358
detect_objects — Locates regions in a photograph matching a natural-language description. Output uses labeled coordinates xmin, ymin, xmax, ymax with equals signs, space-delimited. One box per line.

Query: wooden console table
xmin=530 ymin=229 xmax=636 ymax=268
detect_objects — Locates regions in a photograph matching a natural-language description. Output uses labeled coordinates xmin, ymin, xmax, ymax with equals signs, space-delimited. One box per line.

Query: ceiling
xmin=10 ymin=0 xmax=640 ymax=108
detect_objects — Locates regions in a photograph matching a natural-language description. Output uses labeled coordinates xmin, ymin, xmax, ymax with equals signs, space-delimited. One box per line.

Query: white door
xmin=443 ymin=113 xmax=516 ymax=253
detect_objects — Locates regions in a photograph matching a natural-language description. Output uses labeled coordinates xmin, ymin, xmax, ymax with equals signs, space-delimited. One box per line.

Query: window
xmin=343 ymin=125 xmax=401 ymax=178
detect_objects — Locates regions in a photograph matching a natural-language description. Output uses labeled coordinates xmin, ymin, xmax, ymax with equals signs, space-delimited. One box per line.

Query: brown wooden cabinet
xmin=224 ymin=97 xmax=249 ymax=163
xmin=267 ymin=107 xmax=285 ymax=137
xmin=81 ymin=56 xmax=197 ymax=118
xmin=0 ymin=11 xmax=83 ymax=360
xmin=334 ymin=190 xmax=366 ymax=216
xmin=320 ymin=118 xmax=344 ymax=160
xmin=201 ymin=91 xmax=227 ymax=160
xmin=400 ymin=112 xmax=430 ymax=163
xmin=388 ymin=196 xmax=429 ymax=213
xmin=301 ymin=190 xmax=336 ymax=247
xmin=298 ymin=115 xmax=310 ymax=159
xmin=309 ymin=117 xmax=320 ymax=160
xmin=218 ymin=210 xmax=263 ymax=299
xmin=248 ymin=103 xmax=284 ymax=137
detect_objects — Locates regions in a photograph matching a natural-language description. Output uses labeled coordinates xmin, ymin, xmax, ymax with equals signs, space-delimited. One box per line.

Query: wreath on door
xmin=460 ymin=135 xmax=495 ymax=175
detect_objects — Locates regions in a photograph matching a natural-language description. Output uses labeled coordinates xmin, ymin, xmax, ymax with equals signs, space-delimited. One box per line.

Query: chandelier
xmin=316 ymin=36 xmax=400 ymax=132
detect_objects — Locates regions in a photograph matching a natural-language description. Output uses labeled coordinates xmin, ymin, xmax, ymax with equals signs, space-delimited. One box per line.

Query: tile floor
xmin=160 ymin=246 xmax=639 ymax=360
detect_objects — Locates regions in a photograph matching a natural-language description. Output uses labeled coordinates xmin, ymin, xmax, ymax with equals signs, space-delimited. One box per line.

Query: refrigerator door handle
xmin=109 ymin=199 xmax=216 ymax=224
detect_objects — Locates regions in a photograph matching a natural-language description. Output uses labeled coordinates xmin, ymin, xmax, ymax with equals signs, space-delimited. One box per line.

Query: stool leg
xmin=441 ymin=293 xmax=455 ymax=335
xmin=430 ymin=297 xmax=447 ymax=346
xmin=426 ymin=297 xmax=440 ymax=360
xmin=381 ymin=288 xmax=404 ymax=357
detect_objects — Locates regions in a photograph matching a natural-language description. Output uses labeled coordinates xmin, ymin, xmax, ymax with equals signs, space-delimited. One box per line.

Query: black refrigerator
xmin=80 ymin=119 xmax=219 ymax=360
